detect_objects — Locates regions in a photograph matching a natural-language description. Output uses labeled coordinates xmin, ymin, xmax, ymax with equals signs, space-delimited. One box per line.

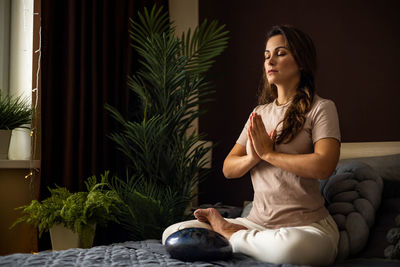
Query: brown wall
xmin=198 ymin=0 xmax=400 ymax=206
xmin=0 ymin=169 xmax=39 ymax=255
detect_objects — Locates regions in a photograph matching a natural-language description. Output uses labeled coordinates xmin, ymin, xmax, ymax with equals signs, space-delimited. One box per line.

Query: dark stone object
xmin=165 ymin=227 xmax=233 ymax=262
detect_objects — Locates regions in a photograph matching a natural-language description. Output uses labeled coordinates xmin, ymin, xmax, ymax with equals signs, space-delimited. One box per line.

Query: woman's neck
xmin=275 ymin=84 xmax=298 ymax=105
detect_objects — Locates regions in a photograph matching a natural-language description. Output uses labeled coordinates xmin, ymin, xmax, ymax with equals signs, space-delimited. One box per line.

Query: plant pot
xmin=49 ymin=224 xmax=96 ymax=250
xmin=8 ymin=128 xmax=31 ymax=160
xmin=0 ymin=130 xmax=12 ymax=159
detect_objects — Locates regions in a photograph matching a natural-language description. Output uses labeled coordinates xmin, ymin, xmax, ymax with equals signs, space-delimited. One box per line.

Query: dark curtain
xmin=40 ymin=0 xmax=168 ymax=248
xmin=41 ymin=0 xmax=167 ymax=193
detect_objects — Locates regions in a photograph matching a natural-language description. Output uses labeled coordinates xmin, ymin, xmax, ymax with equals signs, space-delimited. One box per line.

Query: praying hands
xmin=248 ymin=112 xmax=276 ymax=161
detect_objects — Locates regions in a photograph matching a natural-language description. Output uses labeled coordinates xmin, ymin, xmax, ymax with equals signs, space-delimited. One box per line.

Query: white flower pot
xmin=50 ymin=224 xmax=96 ymax=250
xmin=0 ymin=130 xmax=12 ymax=159
xmin=8 ymin=127 xmax=31 ymax=160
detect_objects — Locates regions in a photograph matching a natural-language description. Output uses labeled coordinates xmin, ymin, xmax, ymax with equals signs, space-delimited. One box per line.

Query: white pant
xmin=162 ymin=215 xmax=339 ymax=266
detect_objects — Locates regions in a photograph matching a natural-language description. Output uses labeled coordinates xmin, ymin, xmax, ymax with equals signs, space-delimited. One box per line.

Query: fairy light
xmin=29 ymin=25 xmax=41 ymax=170
xmin=25 ymin=170 xmax=33 ymax=179
xmin=33 ymin=26 xmax=41 ymax=110
xmin=26 ymin=5 xmax=41 ymax=182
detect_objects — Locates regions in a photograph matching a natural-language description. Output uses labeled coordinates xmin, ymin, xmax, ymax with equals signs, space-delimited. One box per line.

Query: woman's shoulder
xmin=312 ymin=95 xmax=337 ymax=110
xmin=309 ymin=95 xmax=339 ymax=117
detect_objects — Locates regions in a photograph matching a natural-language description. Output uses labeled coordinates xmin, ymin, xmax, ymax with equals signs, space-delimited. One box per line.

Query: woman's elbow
xmin=313 ymin=138 xmax=340 ymax=180
xmin=222 ymin=166 xmax=236 ymax=179
xmin=223 ymin=171 xmax=233 ymax=179
xmin=316 ymin=165 xmax=337 ymax=180
xmin=222 ymin=163 xmax=242 ymax=179
xmin=317 ymin=171 xmax=332 ymax=180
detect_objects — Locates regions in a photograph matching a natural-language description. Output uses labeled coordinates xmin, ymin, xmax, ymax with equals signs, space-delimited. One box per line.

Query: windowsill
xmin=0 ymin=160 xmax=40 ymax=169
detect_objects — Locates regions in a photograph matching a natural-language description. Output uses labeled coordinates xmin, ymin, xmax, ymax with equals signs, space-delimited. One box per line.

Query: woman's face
xmin=264 ymin=34 xmax=300 ymax=87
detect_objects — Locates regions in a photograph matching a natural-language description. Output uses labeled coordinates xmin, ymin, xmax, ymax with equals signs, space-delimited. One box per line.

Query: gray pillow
xmin=241 ymin=201 xmax=253 ymax=218
xmin=339 ymin=154 xmax=400 ymax=182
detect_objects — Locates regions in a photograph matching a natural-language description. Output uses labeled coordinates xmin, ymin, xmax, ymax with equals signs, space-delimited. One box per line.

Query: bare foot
xmin=193 ymin=208 xmax=247 ymax=240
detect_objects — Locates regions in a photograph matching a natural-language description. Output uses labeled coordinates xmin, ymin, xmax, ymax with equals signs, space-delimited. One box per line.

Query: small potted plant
xmin=0 ymin=91 xmax=32 ymax=159
xmin=11 ymin=171 xmax=122 ymax=250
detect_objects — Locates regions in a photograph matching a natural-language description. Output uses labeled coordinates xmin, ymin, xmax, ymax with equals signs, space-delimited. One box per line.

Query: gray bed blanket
xmin=0 ymin=239 xmax=304 ymax=267
xmin=320 ymin=161 xmax=383 ymax=261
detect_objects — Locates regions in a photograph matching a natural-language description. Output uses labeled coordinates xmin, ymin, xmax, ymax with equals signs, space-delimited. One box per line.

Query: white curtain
xmin=0 ymin=0 xmax=11 ymax=95
xmin=2 ymin=0 xmax=34 ymax=160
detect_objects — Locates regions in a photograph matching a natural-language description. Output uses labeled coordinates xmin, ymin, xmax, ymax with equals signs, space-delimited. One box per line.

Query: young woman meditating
xmin=163 ymin=25 xmax=341 ymax=266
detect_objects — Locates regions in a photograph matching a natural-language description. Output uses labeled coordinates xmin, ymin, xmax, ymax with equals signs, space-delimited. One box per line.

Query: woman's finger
xmin=270 ymin=130 xmax=277 ymax=141
xmin=253 ymin=114 xmax=267 ymax=137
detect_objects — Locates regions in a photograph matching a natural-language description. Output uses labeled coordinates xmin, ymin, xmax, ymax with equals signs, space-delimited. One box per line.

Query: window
xmin=0 ymin=0 xmax=38 ymax=161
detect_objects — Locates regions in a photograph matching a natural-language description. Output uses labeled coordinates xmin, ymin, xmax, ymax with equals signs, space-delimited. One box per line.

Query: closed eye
xmin=265 ymin=51 xmax=286 ymax=60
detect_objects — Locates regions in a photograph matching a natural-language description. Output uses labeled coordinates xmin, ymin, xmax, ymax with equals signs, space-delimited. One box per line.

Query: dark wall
xmin=198 ymin=0 xmax=400 ymax=206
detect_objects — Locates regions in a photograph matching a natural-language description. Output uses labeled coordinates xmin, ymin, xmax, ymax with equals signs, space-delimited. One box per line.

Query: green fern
xmin=11 ymin=171 xmax=122 ymax=246
xmin=105 ymin=5 xmax=228 ymax=240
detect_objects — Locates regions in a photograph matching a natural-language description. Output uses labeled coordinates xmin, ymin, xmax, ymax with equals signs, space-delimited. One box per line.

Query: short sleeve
xmin=236 ymin=113 xmax=251 ymax=147
xmin=311 ymin=100 xmax=341 ymax=144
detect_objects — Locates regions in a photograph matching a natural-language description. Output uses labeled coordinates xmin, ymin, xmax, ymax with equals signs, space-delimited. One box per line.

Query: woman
xmin=163 ymin=25 xmax=340 ymax=266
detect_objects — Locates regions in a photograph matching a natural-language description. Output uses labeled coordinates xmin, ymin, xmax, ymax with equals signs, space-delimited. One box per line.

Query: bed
xmin=1 ymin=142 xmax=400 ymax=267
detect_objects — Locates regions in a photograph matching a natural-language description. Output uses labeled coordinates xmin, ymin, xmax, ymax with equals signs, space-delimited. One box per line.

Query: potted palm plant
xmin=11 ymin=171 xmax=122 ymax=250
xmin=105 ymin=6 xmax=229 ymax=240
xmin=0 ymin=91 xmax=32 ymax=159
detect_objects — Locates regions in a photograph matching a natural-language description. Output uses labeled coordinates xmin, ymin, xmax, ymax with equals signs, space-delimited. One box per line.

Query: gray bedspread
xmin=1 ymin=159 xmax=391 ymax=266
xmin=0 ymin=240 xmax=303 ymax=267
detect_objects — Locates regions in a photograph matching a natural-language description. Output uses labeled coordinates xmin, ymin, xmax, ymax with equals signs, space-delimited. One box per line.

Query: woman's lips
xmin=268 ymin=70 xmax=277 ymax=74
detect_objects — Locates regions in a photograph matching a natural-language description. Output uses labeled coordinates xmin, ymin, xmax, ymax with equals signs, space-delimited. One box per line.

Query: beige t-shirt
xmin=236 ymin=95 xmax=341 ymax=228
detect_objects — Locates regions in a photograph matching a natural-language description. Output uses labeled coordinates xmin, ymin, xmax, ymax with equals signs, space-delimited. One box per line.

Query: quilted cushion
xmin=320 ymin=161 xmax=383 ymax=261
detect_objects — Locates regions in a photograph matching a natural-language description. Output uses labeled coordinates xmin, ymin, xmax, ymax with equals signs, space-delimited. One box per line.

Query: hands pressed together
xmin=224 ymin=111 xmax=339 ymax=180
xmin=248 ymin=112 xmax=276 ymax=162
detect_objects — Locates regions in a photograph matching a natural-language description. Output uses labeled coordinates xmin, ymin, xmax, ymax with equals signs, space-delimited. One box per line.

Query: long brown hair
xmin=258 ymin=25 xmax=316 ymax=144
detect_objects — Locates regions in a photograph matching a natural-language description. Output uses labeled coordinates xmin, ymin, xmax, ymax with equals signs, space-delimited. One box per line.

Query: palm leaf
xmin=105 ymin=5 xmax=228 ymax=240
xmin=180 ymin=19 xmax=229 ymax=75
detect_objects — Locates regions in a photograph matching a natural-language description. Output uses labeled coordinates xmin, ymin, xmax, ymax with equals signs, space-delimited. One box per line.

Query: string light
xmin=26 ymin=8 xmax=41 ymax=182
xmin=25 ymin=171 xmax=33 ymax=179
xmin=33 ymin=26 xmax=41 ymax=110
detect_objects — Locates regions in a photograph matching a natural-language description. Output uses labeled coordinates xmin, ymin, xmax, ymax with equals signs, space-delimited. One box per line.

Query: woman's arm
xmin=223 ymin=112 xmax=273 ymax=179
xmin=249 ymin=113 xmax=340 ymax=180
xmin=222 ymin=142 xmax=261 ymax=179
xmin=263 ymin=138 xmax=340 ymax=179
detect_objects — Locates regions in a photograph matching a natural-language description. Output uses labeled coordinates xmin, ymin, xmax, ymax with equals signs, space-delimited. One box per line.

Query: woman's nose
xmin=266 ymin=56 xmax=275 ymax=66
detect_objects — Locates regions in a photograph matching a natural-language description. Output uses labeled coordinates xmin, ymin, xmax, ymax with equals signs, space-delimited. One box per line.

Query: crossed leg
xmin=193 ymin=208 xmax=248 ymax=240
xmin=163 ymin=209 xmax=338 ymax=265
